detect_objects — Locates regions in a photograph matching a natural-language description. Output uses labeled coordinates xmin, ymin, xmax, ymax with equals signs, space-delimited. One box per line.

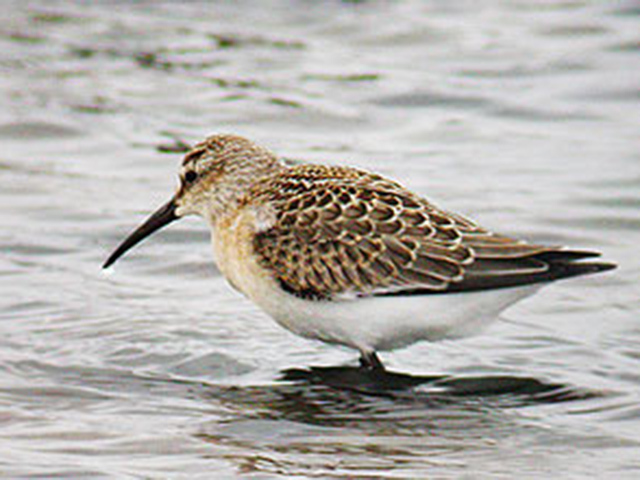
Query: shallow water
xmin=1 ymin=1 xmax=639 ymax=478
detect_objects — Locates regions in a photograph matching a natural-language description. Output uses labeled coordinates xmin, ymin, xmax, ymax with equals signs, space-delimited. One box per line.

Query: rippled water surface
xmin=2 ymin=1 xmax=639 ymax=478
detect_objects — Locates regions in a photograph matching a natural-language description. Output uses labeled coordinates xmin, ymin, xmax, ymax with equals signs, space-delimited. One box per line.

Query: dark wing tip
xmin=535 ymin=250 xmax=603 ymax=262
xmin=538 ymin=249 xmax=616 ymax=279
xmin=560 ymin=261 xmax=616 ymax=277
xmin=374 ymin=252 xmax=616 ymax=297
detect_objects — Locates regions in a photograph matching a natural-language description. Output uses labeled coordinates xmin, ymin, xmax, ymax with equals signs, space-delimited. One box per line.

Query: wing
xmin=252 ymin=167 xmax=612 ymax=300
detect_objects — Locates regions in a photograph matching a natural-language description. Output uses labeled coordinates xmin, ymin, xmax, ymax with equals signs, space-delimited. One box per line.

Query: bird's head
xmin=103 ymin=134 xmax=281 ymax=269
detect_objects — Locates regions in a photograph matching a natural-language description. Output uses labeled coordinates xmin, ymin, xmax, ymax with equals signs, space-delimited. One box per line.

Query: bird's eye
xmin=184 ymin=170 xmax=198 ymax=184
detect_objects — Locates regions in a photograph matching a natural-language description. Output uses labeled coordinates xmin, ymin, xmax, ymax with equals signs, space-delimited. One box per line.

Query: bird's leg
xmin=359 ymin=351 xmax=385 ymax=371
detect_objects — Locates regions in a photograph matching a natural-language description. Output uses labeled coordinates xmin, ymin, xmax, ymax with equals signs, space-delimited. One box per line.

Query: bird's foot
xmin=359 ymin=351 xmax=385 ymax=372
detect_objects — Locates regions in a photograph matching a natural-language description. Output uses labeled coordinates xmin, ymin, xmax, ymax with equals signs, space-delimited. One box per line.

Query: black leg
xmin=359 ymin=351 xmax=385 ymax=371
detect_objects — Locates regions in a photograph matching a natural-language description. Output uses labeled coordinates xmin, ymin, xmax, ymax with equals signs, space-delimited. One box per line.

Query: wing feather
xmin=250 ymin=165 xmax=608 ymax=299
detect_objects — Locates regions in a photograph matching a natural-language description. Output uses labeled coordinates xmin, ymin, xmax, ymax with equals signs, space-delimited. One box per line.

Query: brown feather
xmin=250 ymin=164 xmax=612 ymax=299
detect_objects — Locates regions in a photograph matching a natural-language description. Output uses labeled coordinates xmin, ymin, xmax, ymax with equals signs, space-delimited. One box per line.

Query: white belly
xmin=253 ymin=280 xmax=540 ymax=352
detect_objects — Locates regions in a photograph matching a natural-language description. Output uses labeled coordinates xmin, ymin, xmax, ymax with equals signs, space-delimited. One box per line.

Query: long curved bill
xmin=103 ymin=199 xmax=178 ymax=269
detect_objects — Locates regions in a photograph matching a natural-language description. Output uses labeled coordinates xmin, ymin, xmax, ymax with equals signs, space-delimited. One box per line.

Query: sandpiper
xmin=104 ymin=134 xmax=615 ymax=370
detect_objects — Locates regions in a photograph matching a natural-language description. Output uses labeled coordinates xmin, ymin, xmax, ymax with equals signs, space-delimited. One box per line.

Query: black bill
xmin=103 ymin=199 xmax=178 ymax=269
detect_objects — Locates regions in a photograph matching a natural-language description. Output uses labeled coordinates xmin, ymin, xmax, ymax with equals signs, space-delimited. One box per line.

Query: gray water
xmin=1 ymin=1 xmax=639 ymax=478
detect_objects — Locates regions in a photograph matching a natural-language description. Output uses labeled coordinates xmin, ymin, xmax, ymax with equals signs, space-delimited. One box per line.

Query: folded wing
xmin=252 ymin=167 xmax=614 ymax=300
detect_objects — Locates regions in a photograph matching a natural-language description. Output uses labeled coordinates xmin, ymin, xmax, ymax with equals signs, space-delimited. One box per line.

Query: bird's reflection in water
xmin=196 ymin=366 xmax=604 ymax=477
xmin=279 ymin=365 xmax=596 ymax=405
xmin=199 ymin=364 xmax=601 ymax=430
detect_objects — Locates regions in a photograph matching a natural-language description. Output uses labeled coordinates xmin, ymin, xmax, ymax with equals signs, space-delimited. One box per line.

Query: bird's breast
xmin=210 ymin=210 xmax=276 ymax=301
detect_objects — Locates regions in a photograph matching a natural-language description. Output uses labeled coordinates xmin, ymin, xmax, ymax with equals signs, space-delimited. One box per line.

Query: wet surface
xmin=1 ymin=1 xmax=639 ymax=478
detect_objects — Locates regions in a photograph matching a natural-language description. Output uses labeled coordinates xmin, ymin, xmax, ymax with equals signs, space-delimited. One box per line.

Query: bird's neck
xmin=204 ymin=161 xmax=286 ymax=229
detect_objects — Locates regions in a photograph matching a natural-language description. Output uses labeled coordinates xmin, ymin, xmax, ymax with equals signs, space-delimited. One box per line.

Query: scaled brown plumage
xmin=249 ymin=164 xmax=596 ymax=300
